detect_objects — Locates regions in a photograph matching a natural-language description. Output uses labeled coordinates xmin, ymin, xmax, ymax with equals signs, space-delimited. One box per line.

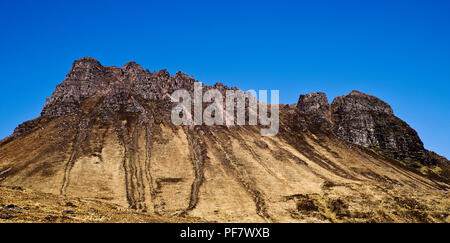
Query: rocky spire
xmin=297 ymin=92 xmax=331 ymax=130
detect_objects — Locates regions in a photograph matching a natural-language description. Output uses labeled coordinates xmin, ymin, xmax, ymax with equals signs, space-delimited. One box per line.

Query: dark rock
xmin=330 ymin=91 xmax=428 ymax=164
xmin=13 ymin=118 xmax=41 ymax=137
xmin=297 ymin=92 xmax=330 ymax=119
xmin=65 ymin=202 xmax=77 ymax=208
xmin=297 ymin=92 xmax=331 ymax=129
xmin=331 ymin=90 xmax=398 ymax=148
xmin=330 ymin=199 xmax=350 ymax=217
xmin=5 ymin=186 xmax=23 ymax=191
xmin=44 ymin=215 xmax=59 ymax=221
xmin=294 ymin=90 xmax=444 ymax=166
xmin=331 ymin=90 xmax=393 ymax=115
xmin=0 ymin=209 xmax=15 ymax=219
xmin=63 ymin=210 xmax=75 ymax=215
xmin=5 ymin=204 xmax=22 ymax=213
xmin=297 ymin=198 xmax=319 ymax=212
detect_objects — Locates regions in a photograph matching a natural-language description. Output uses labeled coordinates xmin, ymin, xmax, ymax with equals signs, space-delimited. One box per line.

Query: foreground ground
xmin=1 ymin=182 xmax=448 ymax=223
xmin=0 ymin=185 xmax=201 ymax=223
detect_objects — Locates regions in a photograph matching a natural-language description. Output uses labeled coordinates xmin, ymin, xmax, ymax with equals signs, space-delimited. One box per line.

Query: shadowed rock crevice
xmin=114 ymin=113 xmax=149 ymax=211
xmin=144 ymin=125 xmax=157 ymax=212
xmin=60 ymin=117 xmax=90 ymax=195
xmin=181 ymin=127 xmax=208 ymax=215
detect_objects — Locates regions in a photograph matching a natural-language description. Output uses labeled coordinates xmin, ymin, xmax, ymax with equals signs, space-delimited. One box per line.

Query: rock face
xmin=296 ymin=90 xmax=440 ymax=166
xmin=331 ymin=91 xmax=426 ymax=162
xmin=40 ymin=57 xmax=236 ymax=121
xmin=41 ymin=57 xmax=109 ymax=117
xmin=43 ymin=58 xmax=171 ymax=117
xmin=332 ymin=90 xmax=394 ymax=115
xmin=0 ymin=57 xmax=449 ymax=223
xmin=297 ymin=92 xmax=331 ymax=129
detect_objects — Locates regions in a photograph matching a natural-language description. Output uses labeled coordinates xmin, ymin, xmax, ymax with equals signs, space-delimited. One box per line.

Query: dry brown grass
xmin=1 ymin=120 xmax=449 ymax=223
xmin=0 ymin=185 xmax=202 ymax=223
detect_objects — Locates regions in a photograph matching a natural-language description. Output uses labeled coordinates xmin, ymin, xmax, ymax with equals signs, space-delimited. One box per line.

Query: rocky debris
xmin=285 ymin=194 xmax=351 ymax=221
xmin=44 ymin=215 xmax=59 ymax=221
xmin=62 ymin=210 xmax=75 ymax=215
xmin=4 ymin=204 xmax=22 ymax=213
xmin=0 ymin=209 xmax=15 ymax=219
xmin=0 ymin=204 xmax=22 ymax=219
xmin=5 ymin=186 xmax=23 ymax=191
xmin=65 ymin=202 xmax=77 ymax=208
xmin=330 ymin=199 xmax=350 ymax=218
xmin=293 ymin=195 xmax=319 ymax=212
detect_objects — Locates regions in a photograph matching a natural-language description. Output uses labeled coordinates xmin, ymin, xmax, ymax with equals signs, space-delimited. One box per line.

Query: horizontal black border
xmin=0 ymin=223 xmax=446 ymax=241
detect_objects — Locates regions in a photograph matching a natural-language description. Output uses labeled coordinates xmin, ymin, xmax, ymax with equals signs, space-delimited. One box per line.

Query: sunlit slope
xmin=1 ymin=117 xmax=448 ymax=222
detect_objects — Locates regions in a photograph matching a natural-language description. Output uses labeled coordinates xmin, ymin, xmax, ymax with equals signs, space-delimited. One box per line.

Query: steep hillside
xmin=0 ymin=57 xmax=449 ymax=223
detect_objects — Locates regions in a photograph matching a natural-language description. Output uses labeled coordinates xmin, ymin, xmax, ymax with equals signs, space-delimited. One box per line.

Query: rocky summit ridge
xmin=297 ymin=90 xmax=443 ymax=167
xmin=0 ymin=57 xmax=449 ymax=223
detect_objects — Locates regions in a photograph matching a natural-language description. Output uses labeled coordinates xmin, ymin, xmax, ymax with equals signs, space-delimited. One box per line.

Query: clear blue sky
xmin=0 ymin=0 xmax=449 ymax=158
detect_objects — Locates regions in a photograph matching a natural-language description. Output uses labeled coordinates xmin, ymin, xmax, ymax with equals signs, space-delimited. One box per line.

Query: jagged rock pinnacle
xmin=297 ymin=92 xmax=331 ymax=130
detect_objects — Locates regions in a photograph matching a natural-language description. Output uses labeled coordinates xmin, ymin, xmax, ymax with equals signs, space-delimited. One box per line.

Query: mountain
xmin=0 ymin=57 xmax=449 ymax=223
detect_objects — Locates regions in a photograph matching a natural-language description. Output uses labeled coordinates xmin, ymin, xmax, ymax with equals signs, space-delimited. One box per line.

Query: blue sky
xmin=0 ymin=0 xmax=449 ymax=158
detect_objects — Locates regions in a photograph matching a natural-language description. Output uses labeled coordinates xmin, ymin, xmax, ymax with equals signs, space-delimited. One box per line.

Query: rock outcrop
xmin=296 ymin=90 xmax=443 ymax=166
xmin=331 ymin=91 xmax=425 ymax=161
xmin=297 ymin=92 xmax=331 ymax=130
